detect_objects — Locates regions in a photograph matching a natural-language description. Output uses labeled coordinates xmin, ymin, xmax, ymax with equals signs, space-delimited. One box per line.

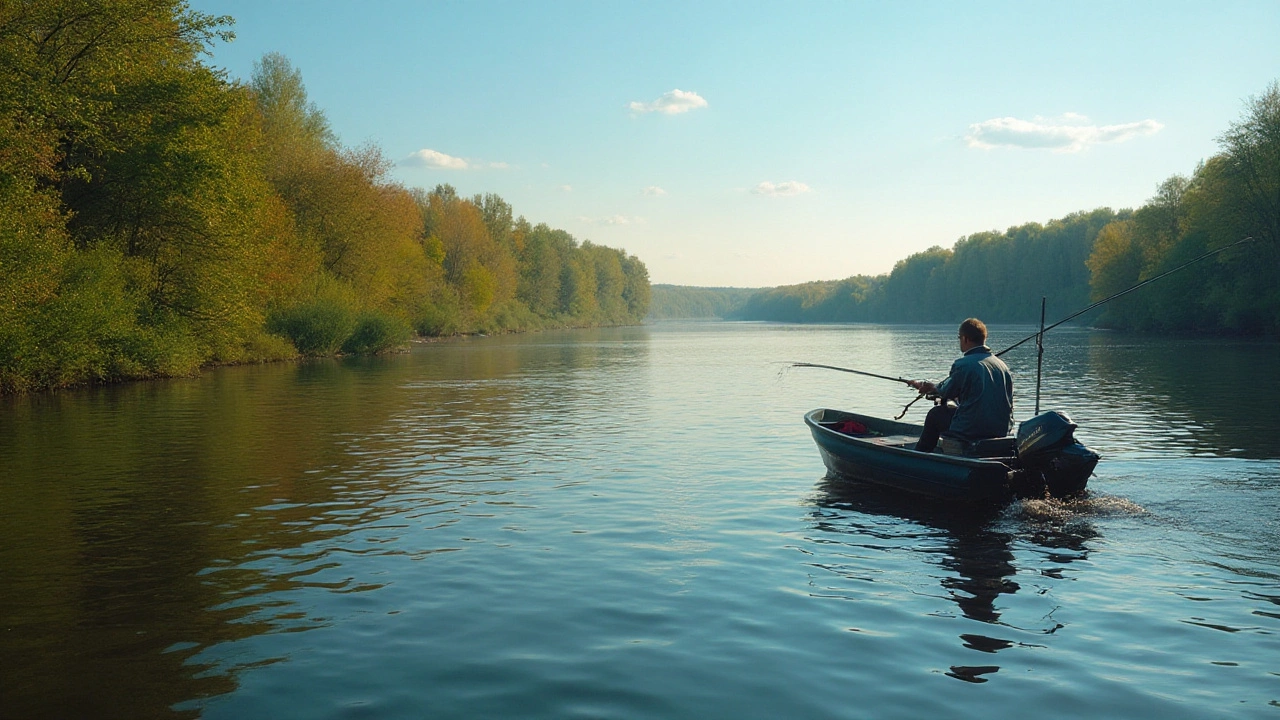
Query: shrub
xmin=341 ymin=311 xmax=411 ymax=354
xmin=414 ymin=292 xmax=463 ymax=336
xmin=222 ymin=329 xmax=299 ymax=364
xmin=267 ymin=298 xmax=356 ymax=355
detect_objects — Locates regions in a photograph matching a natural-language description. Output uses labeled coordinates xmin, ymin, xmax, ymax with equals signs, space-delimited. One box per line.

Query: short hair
xmin=959 ymin=318 xmax=987 ymax=344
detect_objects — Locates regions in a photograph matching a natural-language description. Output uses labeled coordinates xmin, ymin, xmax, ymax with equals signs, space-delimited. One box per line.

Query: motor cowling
xmin=1017 ymin=410 xmax=1078 ymax=458
xmin=1011 ymin=411 xmax=1100 ymax=497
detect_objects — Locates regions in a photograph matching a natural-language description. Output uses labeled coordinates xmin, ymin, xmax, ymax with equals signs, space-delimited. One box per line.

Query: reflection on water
xmin=1082 ymin=334 xmax=1280 ymax=458
xmin=0 ymin=328 xmax=652 ymax=719
xmin=809 ymin=478 xmax=1104 ymax=684
xmin=993 ymin=329 xmax=1280 ymax=459
xmin=2 ymin=323 xmax=1278 ymax=718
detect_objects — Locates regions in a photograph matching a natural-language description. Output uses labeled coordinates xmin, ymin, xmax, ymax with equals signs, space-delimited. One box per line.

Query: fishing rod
xmin=783 ymin=361 xmax=926 ymax=417
xmin=994 ymin=235 xmax=1256 ymax=358
xmin=786 ymin=362 xmax=914 ymax=385
xmin=1035 ymin=296 xmax=1046 ymax=415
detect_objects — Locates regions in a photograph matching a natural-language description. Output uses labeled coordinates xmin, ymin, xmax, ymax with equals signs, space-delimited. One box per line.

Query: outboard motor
xmin=1011 ymin=411 xmax=1100 ymax=497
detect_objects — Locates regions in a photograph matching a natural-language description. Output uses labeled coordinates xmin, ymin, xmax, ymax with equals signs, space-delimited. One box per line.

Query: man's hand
xmin=908 ymin=380 xmax=935 ymax=394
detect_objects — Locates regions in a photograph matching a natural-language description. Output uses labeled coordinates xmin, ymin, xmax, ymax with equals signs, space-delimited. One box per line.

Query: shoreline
xmin=0 ymin=322 xmax=651 ymax=398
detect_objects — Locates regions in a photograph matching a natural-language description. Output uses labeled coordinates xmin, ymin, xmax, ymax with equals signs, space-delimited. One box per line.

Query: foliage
xmin=267 ymin=287 xmax=356 ymax=357
xmin=0 ymin=3 xmax=650 ymax=393
xmin=1085 ymin=81 xmax=1280 ymax=335
xmin=740 ymin=76 xmax=1280 ymax=338
xmin=0 ymin=0 xmax=245 ymax=390
xmin=736 ymin=81 xmax=1280 ymax=335
xmin=341 ymin=312 xmax=412 ymax=355
xmin=413 ymin=184 xmax=649 ymax=333
xmin=738 ymin=210 xmax=1118 ymax=325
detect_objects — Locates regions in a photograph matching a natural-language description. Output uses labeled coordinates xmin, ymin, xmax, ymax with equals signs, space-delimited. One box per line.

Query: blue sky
xmin=190 ymin=1 xmax=1280 ymax=287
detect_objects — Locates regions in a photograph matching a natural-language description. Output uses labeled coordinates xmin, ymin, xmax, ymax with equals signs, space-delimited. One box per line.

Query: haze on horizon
xmin=192 ymin=0 xmax=1280 ymax=287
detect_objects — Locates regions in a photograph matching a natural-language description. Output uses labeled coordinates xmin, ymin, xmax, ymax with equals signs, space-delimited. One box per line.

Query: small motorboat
xmin=804 ymin=408 xmax=1099 ymax=502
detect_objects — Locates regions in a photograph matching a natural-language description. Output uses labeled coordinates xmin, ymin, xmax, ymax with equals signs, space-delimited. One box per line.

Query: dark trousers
xmin=915 ymin=403 xmax=956 ymax=453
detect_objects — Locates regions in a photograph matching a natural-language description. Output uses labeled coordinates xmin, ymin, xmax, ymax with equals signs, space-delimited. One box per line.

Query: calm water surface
xmin=2 ymin=323 xmax=1278 ymax=719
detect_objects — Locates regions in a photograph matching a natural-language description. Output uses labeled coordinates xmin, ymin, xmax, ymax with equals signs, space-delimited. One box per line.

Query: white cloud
xmin=642 ymin=186 xmax=667 ymax=196
xmin=579 ymin=215 xmax=644 ymax=226
xmin=752 ymin=180 xmax=811 ymax=197
xmin=559 ymin=184 xmax=573 ymax=193
xmin=402 ymin=150 xmax=511 ymax=170
xmin=402 ymin=148 xmax=469 ymax=169
xmin=628 ymin=89 xmax=708 ymax=115
xmin=965 ymin=114 xmax=1164 ymax=153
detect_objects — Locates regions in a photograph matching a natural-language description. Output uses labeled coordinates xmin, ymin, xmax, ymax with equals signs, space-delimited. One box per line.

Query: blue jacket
xmin=935 ymin=345 xmax=1014 ymax=440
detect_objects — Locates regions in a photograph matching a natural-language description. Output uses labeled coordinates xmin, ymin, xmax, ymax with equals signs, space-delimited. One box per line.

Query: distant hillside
xmin=647 ymin=285 xmax=763 ymax=319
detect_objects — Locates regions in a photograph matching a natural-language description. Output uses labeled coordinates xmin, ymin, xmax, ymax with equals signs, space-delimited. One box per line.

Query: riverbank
xmin=0 ymin=319 xmax=651 ymax=397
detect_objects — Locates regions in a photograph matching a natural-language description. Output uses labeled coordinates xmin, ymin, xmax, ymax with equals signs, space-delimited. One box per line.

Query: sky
xmin=189 ymin=0 xmax=1280 ymax=287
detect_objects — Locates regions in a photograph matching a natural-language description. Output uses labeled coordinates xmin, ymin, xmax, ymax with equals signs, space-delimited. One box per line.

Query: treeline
xmin=647 ymin=285 xmax=758 ymax=319
xmin=1084 ymin=83 xmax=1279 ymax=333
xmin=738 ymin=208 xmax=1114 ymax=324
xmin=0 ymin=2 xmax=648 ymax=393
xmin=737 ymin=82 xmax=1280 ymax=335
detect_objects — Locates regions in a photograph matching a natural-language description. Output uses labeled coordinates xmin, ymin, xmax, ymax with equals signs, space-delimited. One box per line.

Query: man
xmin=907 ymin=318 xmax=1013 ymax=453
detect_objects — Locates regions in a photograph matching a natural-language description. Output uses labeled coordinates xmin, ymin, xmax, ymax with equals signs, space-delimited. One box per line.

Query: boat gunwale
xmin=803 ymin=408 xmax=1015 ymax=469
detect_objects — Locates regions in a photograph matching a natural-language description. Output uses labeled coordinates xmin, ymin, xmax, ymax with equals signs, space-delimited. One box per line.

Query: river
xmin=2 ymin=322 xmax=1278 ymax=719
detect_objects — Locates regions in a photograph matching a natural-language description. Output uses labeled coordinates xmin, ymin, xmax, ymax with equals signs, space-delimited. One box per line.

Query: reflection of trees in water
xmin=0 ymin=328 xmax=650 ymax=718
xmin=1084 ymin=335 xmax=1280 ymax=458
xmin=991 ymin=329 xmax=1279 ymax=458
xmin=810 ymin=478 xmax=1097 ymax=684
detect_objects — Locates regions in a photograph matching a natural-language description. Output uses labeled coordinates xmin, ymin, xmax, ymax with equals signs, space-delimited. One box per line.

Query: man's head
xmin=958 ymin=318 xmax=987 ymax=351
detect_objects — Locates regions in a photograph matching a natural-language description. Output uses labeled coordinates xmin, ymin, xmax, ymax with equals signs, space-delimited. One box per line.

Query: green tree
xmin=250 ymin=56 xmax=435 ymax=349
xmin=0 ymin=0 xmax=298 ymax=388
xmin=417 ymin=185 xmax=518 ymax=329
xmin=517 ymin=223 xmax=570 ymax=317
xmin=1209 ymin=81 xmax=1280 ymax=331
xmin=0 ymin=8 xmax=651 ymax=392
xmin=619 ymin=252 xmax=651 ymax=320
xmin=1218 ymin=81 xmax=1280 ymax=247
xmin=737 ymin=210 xmax=1116 ymax=325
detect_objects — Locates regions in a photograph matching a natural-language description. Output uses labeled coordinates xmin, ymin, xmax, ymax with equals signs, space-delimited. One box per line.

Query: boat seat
xmin=939 ymin=435 xmax=1017 ymax=458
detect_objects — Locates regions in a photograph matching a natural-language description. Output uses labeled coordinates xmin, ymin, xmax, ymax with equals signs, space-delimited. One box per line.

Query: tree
xmin=1085 ymin=219 xmax=1145 ymax=328
xmin=881 ymin=246 xmax=951 ymax=322
xmin=0 ymin=0 xmax=297 ymax=387
xmin=0 ymin=9 xmax=652 ymax=391
xmin=517 ymin=223 xmax=569 ymax=317
xmin=1210 ymin=81 xmax=1280 ymax=331
xmin=1217 ymin=81 xmax=1280 ymax=247
xmin=619 ymin=252 xmax=651 ymax=321
xmin=250 ymin=52 xmax=334 ymax=157
xmin=250 ymin=56 xmax=435 ymax=345
xmin=736 ymin=211 xmax=1118 ymax=325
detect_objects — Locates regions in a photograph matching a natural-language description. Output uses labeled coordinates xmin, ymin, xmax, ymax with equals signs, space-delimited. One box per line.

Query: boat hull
xmin=805 ymin=408 xmax=1020 ymax=502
